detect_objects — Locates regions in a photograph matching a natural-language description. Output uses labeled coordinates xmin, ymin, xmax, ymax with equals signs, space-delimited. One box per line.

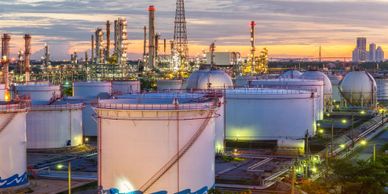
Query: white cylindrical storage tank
xmin=376 ymin=78 xmax=388 ymax=101
xmin=63 ymin=97 xmax=98 ymax=137
xmin=301 ymin=71 xmax=333 ymax=111
xmin=73 ymin=81 xmax=111 ymax=99
xmin=225 ymin=88 xmax=317 ymax=149
xmin=96 ymin=96 xmax=218 ymax=193
xmin=157 ymin=80 xmax=183 ymax=91
xmin=339 ymin=71 xmax=377 ymax=108
xmin=26 ymin=102 xmax=84 ymax=149
xmin=0 ymin=103 xmax=28 ymax=190
xmin=116 ymin=92 xmax=225 ymax=153
xmin=14 ymin=83 xmax=61 ymax=103
xmin=112 ymin=81 xmax=141 ymax=95
xmin=251 ymin=79 xmax=324 ymax=120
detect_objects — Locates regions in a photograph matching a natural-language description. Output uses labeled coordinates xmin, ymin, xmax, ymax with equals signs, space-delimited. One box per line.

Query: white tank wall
xmin=215 ymin=97 xmax=225 ymax=153
xmin=112 ymin=81 xmax=141 ymax=95
xmin=97 ymin=101 xmax=215 ymax=193
xmin=83 ymin=102 xmax=97 ymax=136
xmin=0 ymin=84 xmax=6 ymax=101
xmin=15 ymin=84 xmax=61 ymax=103
xmin=251 ymin=79 xmax=324 ymax=120
xmin=377 ymin=79 xmax=388 ymax=101
xmin=225 ymin=89 xmax=317 ymax=141
xmin=26 ymin=105 xmax=83 ymax=149
xmin=0 ymin=111 xmax=28 ymax=189
xmin=73 ymin=82 xmax=111 ymax=99
xmin=157 ymin=80 xmax=183 ymax=90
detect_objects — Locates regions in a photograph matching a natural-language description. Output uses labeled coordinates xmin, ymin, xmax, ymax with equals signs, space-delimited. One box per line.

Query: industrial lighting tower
xmin=173 ymin=0 xmax=189 ymax=69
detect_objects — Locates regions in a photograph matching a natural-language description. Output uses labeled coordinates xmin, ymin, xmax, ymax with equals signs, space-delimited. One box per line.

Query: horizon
xmin=1 ymin=0 xmax=388 ymax=60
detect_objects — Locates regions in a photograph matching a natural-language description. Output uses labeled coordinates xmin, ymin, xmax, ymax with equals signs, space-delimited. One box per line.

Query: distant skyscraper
xmin=369 ymin=43 xmax=376 ymax=62
xmin=357 ymin=37 xmax=367 ymax=51
xmin=376 ymin=46 xmax=385 ymax=62
xmin=353 ymin=37 xmax=368 ymax=62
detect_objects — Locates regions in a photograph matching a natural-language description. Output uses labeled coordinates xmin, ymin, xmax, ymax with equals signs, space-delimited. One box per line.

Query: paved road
xmin=351 ymin=127 xmax=388 ymax=161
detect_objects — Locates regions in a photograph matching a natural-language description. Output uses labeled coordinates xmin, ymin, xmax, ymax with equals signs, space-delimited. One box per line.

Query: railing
xmin=30 ymin=103 xmax=85 ymax=111
xmin=0 ymin=103 xmax=29 ymax=113
xmin=96 ymin=101 xmax=217 ymax=111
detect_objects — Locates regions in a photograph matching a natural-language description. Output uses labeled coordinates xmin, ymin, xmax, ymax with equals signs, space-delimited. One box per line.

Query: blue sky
xmin=1 ymin=0 xmax=388 ymax=59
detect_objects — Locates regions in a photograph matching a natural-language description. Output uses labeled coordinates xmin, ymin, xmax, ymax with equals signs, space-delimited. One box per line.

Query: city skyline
xmin=1 ymin=0 xmax=388 ymax=60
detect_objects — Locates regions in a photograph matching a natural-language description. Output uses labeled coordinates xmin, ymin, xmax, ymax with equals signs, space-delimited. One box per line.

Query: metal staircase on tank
xmin=139 ymin=109 xmax=215 ymax=193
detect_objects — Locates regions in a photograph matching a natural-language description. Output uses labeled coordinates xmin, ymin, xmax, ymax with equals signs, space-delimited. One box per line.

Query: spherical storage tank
xmin=0 ymin=103 xmax=28 ymax=190
xmin=339 ymin=71 xmax=377 ymax=107
xmin=225 ymin=88 xmax=317 ymax=150
xmin=96 ymin=94 xmax=219 ymax=193
xmin=251 ymin=79 xmax=324 ymax=120
xmin=26 ymin=101 xmax=84 ymax=149
xmin=279 ymin=70 xmax=303 ymax=79
xmin=112 ymin=81 xmax=140 ymax=95
xmin=157 ymin=79 xmax=183 ymax=91
xmin=73 ymin=81 xmax=111 ymax=99
xmin=186 ymin=69 xmax=233 ymax=90
xmin=301 ymin=71 xmax=332 ymax=111
xmin=14 ymin=83 xmax=61 ymax=103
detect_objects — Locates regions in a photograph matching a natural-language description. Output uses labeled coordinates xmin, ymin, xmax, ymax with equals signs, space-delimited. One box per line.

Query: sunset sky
xmin=1 ymin=0 xmax=388 ymax=60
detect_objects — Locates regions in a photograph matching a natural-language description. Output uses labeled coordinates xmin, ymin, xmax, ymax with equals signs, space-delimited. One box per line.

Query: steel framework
xmin=173 ymin=0 xmax=189 ymax=66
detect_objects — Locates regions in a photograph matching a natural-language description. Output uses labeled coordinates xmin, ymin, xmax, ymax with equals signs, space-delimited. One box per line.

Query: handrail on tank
xmin=31 ymin=103 xmax=85 ymax=111
xmin=96 ymin=101 xmax=217 ymax=111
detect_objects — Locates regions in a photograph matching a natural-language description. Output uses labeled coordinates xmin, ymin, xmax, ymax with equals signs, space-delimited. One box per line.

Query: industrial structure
xmin=113 ymin=18 xmax=128 ymax=66
xmin=95 ymin=28 xmax=104 ymax=64
xmin=148 ymin=5 xmax=156 ymax=69
xmin=24 ymin=34 xmax=31 ymax=82
xmin=1 ymin=34 xmax=10 ymax=99
xmin=172 ymin=0 xmax=189 ymax=70
xmin=96 ymin=94 xmax=218 ymax=193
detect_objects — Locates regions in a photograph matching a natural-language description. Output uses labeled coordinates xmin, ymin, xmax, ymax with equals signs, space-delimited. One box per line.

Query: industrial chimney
xmin=1 ymin=34 xmax=10 ymax=91
xmin=250 ymin=21 xmax=256 ymax=74
xmin=106 ymin=20 xmax=111 ymax=58
xmin=143 ymin=26 xmax=147 ymax=61
xmin=24 ymin=34 xmax=31 ymax=82
xmin=148 ymin=5 xmax=156 ymax=69
xmin=91 ymin=34 xmax=94 ymax=63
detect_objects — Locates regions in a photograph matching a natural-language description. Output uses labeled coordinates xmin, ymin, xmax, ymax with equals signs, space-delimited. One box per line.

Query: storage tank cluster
xmin=95 ymin=93 xmax=219 ymax=193
xmin=69 ymin=81 xmax=140 ymax=137
xmin=339 ymin=71 xmax=377 ymax=108
xmin=13 ymin=83 xmax=85 ymax=150
xmin=0 ymin=102 xmax=29 ymax=190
